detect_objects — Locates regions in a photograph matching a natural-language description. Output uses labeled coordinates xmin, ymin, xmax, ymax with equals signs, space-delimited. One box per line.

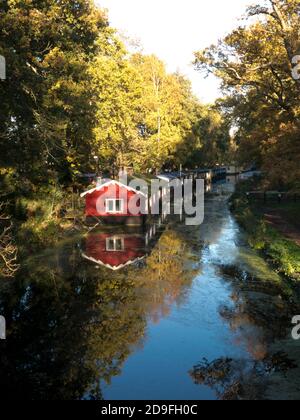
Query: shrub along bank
xmin=230 ymin=179 xmax=300 ymax=282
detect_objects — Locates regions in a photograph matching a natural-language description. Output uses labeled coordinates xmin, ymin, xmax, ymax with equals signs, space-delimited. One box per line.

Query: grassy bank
xmin=12 ymin=187 xmax=84 ymax=258
xmin=230 ymin=180 xmax=300 ymax=282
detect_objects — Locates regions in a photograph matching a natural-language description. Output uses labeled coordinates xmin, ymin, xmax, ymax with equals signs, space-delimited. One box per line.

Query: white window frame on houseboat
xmin=106 ymin=237 xmax=125 ymax=252
xmin=105 ymin=199 xmax=124 ymax=214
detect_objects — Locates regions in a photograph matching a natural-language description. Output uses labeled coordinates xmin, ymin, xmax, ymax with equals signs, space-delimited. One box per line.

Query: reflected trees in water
xmin=0 ymin=222 xmax=198 ymax=399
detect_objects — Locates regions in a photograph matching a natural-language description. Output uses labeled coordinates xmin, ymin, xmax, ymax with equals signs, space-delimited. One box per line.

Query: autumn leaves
xmin=194 ymin=0 xmax=300 ymax=190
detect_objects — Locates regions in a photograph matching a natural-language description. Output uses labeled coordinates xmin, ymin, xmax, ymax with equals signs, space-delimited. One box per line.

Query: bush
xmin=230 ymin=192 xmax=300 ymax=281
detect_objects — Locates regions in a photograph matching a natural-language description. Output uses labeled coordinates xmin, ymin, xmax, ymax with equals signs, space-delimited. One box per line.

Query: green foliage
xmin=90 ymin=41 xmax=143 ymax=170
xmin=0 ymin=0 xmax=109 ymax=184
xmin=17 ymin=219 xmax=61 ymax=255
xmin=129 ymin=55 xmax=197 ymax=170
xmin=91 ymin=51 xmax=223 ymax=172
xmin=0 ymin=0 xmax=232 ymax=262
xmin=194 ymin=0 xmax=300 ymax=189
xmin=1 ymin=0 xmax=230 ymax=190
xmin=186 ymin=105 xmax=231 ymax=168
xmin=265 ymin=228 xmax=300 ymax=279
xmin=230 ymin=184 xmax=300 ymax=281
xmin=14 ymin=186 xmax=70 ymax=255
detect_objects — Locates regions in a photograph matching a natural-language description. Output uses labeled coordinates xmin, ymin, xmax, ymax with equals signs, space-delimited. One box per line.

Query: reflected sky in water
xmin=102 ymin=193 xmax=249 ymax=400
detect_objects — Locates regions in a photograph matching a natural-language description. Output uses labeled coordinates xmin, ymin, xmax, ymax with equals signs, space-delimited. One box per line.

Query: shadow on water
xmin=0 ymin=179 xmax=300 ymax=400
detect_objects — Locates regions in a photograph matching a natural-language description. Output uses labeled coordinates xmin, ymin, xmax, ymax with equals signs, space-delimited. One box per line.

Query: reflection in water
xmin=0 ymin=213 xmax=197 ymax=400
xmin=81 ymin=215 xmax=167 ymax=271
xmin=0 ymin=245 xmax=147 ymax=400
xmin=190 ymin=352 xmax=298 ymax=400
xmin=0 ymin=182 xmax=299 ymax=400
xmin=82 ymin=232 xmax=146 ymax=270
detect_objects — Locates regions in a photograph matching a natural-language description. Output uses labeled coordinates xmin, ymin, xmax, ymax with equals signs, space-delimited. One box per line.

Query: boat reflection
xmin=81 ymin=213 xmax=170 ymax=271
xmin=82 ymin=233 xmax=146 ymax=271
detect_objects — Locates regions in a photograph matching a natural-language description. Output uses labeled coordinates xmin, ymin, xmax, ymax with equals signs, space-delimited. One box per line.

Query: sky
xmin=96 ymin=0 xmax=254 ymax=103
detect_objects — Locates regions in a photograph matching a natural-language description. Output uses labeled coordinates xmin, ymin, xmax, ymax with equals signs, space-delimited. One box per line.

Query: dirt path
xmin=264 ymin=211 xmax=300 ymax=246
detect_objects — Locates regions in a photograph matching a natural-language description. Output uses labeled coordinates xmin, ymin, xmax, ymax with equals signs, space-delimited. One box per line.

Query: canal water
xmin=0 ymin=181 xmax=299 ymax=400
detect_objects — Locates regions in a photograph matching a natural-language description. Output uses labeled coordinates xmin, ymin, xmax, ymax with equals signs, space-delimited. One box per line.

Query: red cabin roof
xmin=81 ymin=180 xmax=147 ymax=218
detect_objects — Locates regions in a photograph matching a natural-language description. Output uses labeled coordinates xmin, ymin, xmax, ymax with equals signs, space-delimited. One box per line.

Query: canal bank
xmin=230 ymin=180 xmax=300 ymax=284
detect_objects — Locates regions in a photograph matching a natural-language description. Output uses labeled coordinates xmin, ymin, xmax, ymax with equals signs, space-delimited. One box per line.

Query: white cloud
xmin=96 ymin=0 xmax=253 ymax=103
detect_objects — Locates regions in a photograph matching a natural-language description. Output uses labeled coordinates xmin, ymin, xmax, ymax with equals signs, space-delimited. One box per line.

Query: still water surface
xmin=0 ymin=182 xmax=299 ymax=400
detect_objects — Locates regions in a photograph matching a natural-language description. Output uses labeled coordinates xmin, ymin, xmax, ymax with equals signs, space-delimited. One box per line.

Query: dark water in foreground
xmin=0 ymin=183 xmax=300 ymax=400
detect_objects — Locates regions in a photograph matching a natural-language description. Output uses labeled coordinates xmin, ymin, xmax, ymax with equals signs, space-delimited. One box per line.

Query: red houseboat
xmin=81 ymin=180 xmax=147 ymax=226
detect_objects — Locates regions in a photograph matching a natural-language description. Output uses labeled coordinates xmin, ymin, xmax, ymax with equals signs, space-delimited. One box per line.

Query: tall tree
xmin=194 ymin=0 xmax=300 ymax=188
xmin=131 ymin=54 xmax=204 ymax=171
xmin=91 ymin=34 xmax=143 ymax=172
xmin=0 ymin=0 xmax=109 ymax=187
